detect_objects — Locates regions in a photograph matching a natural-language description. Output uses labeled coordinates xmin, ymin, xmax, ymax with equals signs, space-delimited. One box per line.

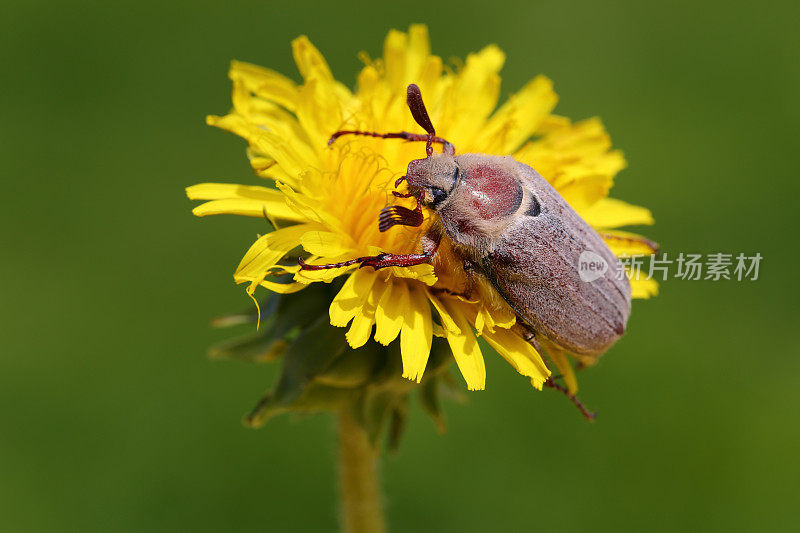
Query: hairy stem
xmin=338 ymin=410 xmax=386 ymax=533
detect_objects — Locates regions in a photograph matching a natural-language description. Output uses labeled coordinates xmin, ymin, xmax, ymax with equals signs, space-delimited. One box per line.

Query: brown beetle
xmin=301 ymin=83 xmax=645 ymax=355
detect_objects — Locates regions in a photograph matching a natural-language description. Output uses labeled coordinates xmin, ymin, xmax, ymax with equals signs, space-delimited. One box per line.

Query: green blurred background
xmin=2 ymin=0 xmax=798 ymax=531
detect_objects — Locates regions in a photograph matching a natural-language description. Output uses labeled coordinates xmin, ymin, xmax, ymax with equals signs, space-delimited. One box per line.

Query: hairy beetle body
xmin=408 ymin=153 xmax=630 ymax=356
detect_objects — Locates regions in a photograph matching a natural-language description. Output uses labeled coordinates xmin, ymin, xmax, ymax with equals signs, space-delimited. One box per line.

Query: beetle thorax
xmin=427 ymin=154 xmax=523 ymax=255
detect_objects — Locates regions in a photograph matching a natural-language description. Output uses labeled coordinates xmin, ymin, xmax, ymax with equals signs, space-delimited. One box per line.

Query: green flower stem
xmin=338 ymin=410 xmax=386 ymax=533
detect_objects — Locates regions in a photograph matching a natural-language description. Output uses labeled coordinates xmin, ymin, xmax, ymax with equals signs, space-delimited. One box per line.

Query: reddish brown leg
xmin=544 ymin=378 xmax=597 ymax=421
xmin=520 ymin=326 xmax=595 ymax=421
xmin=378 ymin=190 xmax=424 ymax=232
xmin=299 ymin=232 xmax=440 ymax=271
xmin=327 ymin=130 xmax=455 ymax=156
xmin=327 ymin=84 xmax=456 ymax=156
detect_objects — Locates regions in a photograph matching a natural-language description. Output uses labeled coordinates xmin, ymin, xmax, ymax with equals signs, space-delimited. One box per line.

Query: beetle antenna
xmin=406 ymin=83 xmax=435 ymax=157
xmin=544 ymin=378 xmax=597 ymax=421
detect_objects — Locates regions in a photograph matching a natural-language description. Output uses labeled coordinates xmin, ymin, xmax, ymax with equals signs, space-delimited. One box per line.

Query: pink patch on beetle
xmin=466 ymin=165 xmax=522 ymax=220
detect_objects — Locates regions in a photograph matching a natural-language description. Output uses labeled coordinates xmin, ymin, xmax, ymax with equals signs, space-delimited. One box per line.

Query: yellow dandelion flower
xmin=188 ymin=24 xmax=655 ymax=400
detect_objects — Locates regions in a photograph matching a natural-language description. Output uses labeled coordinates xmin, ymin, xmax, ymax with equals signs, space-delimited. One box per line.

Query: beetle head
xmin=406 ymin=154 xmax=459 ymax=209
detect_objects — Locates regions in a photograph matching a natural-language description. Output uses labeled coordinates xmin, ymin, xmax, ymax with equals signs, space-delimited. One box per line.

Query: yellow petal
xmin=387 ymin=263 xmax=438 ymax=286
xmin=482 ymin=327 xmax=550 ymax=390
xmin=474 ymin=309 xmax=486 ymax=336
xmin=603 ymin=230 xmax=660 ymax=255
xmin=425 ymin=292 xmax=461 ymax=335
xmin=230 ymin=78 xmax=311 ymax=150
xmin=442 ymin=299 xmax=486 ymax=391
xmin=258 ymin=278 xmax=308 ymax=294
xmin=374 ymin=281 xmax=407 ymax=346
xmin=515 ymin=118 xmax=626 ymax=192
xmin=186 ymin=183 xmax=304 ymax=221
xmin=329 ymin=269 xmax=376 ymax=327
xmin=400 ymin=284 xmax=433 ymax=383
xmin=246 ymin=150 xmax=293 ymax=182
xmin=186 ymin=183 xmax=272 ymax=201
xmin=470 ymin=281 xmax=516 ymax=334
xmin=630 ymin=276 xmax=659 ymax=299
xmin=477 ymin=75 xmax=558 ymax=154
xmin=383 ymin=29 xmax=408 ymax=91
xmin=190 ymin=199 xmax=301 ymax=221
xmin=442 ymin=45 xmax=505 ymax=146
xmin=418 ymin=55 xmax=443 ymax=99
xmin=275 ymin=180 xmax=338 ymax=228
xmin=295 ymin=79 xmax=334 ymax=147
xmin=206 ymin=114 xmax=309 ymax=182
xmin=234 ymin=224 xmax=312 ymax=282
xmin=581 ymin=198 xmax=654 ymax=228
xmin=535 ymin=114 xmax=571 ymax=134
xmin=229 ymin=60 xmax=298 ymax=111
xmin=406 ymin=24 xmax=431 ymax=81
xmin=299 ymin=231 xmax=353 ymax=257
xmin=556 ymin=174 xmax=613 ymax=213
xmin=290 ymin=36 xmax=352 ymax=146
xmin=548 ymin=349 xmax=578 ymax=394
xmin=346 ymin=281 xmax=387 ymax=348
xmin=346 ymin=312 xmax=374 ymax=349
xmin=292 ymin=35 xmax=333 ymax=82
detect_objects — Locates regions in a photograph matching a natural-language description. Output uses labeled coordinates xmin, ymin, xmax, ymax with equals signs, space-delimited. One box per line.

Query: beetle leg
xmin=518 ymin=326 xmax=596 ymax=420
xmin=521 ymin=327 xmax=544 ymax=353
xmin=328 ymin=84 xmax=455 ymax=156
xmin=299 ymin=232 xmax=440 ymax=271
xmin=378 ymin=191 xmax=425 ymax=232
xmin=327 ymin=130 xmax=455 ymax=156
xmin=357 ymin=250 xmax=431 ymax=269
xmin=544 ymin=379 xmax=597 ymax=421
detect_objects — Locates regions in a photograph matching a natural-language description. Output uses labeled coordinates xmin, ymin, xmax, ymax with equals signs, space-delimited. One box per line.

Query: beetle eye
xmin=429 ymin=186 xmax=448 ymax=206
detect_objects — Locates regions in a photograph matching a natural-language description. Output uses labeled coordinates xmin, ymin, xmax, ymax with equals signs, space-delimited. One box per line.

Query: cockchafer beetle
xmin=300 ymin=84 xmax=657 ymax=416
